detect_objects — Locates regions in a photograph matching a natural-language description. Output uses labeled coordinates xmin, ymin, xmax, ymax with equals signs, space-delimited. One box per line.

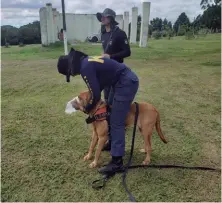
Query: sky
xmin=1 ymin=0 xmax=203 ymax=27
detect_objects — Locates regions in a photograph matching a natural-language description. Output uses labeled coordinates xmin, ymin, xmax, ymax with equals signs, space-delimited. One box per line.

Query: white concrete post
xmin=116 ymin=15 xmax=124 ymax=30
xmin=39 ymin=7 xmax=48 ymax=46
xmin=88 ymin=14 xmax=93 ymax=37
xmin=56 ymin=11 xmax=61 ymax=31
xmin=139 ymin=2 xmax=151 ymax=47
xmin=52 ymin=8 xmax=58 ymax=42
xmin=61 ymin=0 xmax=68 ymax=55
xmin=123 ymin=11 xmax=129 ymax=37
xmin=46 ymin=3 xmax=54 ymax=44
xmin=130 ymin=7 xmax=138 ymax=44
xmin=120 ymin=15 xmax=124 ymax=30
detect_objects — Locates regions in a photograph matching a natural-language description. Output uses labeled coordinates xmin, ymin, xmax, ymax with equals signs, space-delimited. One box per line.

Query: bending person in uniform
xmin=57 ymin=48 xmax=139 ymax=174
xmin=96 ymin=8 xmax=131 ymax=151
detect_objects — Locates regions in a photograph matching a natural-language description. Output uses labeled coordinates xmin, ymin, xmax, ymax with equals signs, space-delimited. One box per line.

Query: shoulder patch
xmin=125 ymin=39 xmax=128 ymax=44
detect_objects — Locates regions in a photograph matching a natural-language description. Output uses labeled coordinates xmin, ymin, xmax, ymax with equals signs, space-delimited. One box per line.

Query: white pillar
xmin=39 ymin=7 xmax=48 ymax=46
xmin=139 ymin=2 xmax=151 ymax=47
xmin=130 ymin=7 xmax=138 ymax=44
xmin=116 ymin=15 xmax=124 ymax=30
xmin=52 ymin=8 xmax=58 ymax=42
xmin=88 ymin=14 xmax=93 ymax=37
xmin=56 ymin=11 xmax=61 ymax=31
xmin=123 ymin=11 xmax=129 ymax=37
xmin=46 ymin=3 xmax=54 ymax=44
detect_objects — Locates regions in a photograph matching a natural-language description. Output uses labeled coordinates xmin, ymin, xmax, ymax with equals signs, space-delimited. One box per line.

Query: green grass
xmin=1 ymin=34 xmax=221 ymax=202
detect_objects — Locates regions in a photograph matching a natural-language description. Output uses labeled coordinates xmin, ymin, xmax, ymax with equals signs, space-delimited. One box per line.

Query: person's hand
xmin=101 ymin=53 xmax=110 ymax=59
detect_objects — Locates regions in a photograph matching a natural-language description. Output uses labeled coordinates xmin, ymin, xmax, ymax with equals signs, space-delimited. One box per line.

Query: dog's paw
xmin=89 ymin=161 xmax=98 ymax=168
xmin=142 ymin=160 xmax=150 ymax=165
xmin=139 ymin=148 xmax=146 ymax=153
xmin=83 ymin=154 xmax=92 ymax=161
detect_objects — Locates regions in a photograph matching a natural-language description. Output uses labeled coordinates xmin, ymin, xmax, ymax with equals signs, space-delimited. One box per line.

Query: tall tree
xmin=201 ymin=4 xmax=221 ymax=32
xmin=192 ymin=14 xmax=203 ymax=30
xmin=148 ymin=24 xmax=153 ymax=36
xmin=200 ymin=0 xmax=221 ymax=9
xmin=1 ymin=25 xmax=19 ymax=45
xmin=150 ymin=18 xmax=163 ymax=31
xmin=163 ymin=18 xmax=168 ymax=30
xmin=167 ymin=21 xmax=173 ymax=30
xmin=136 ymin=15 xmax=142 ymax=41
xmin=18 ymin=21 xmax=41 ymax=44
xmin=194 ymin=0 xmax=221 ymax=32
xmin=1 ymin=21 xmax=41 ymax=46
xmin=173 ymin=12 xmax=190 ymax=34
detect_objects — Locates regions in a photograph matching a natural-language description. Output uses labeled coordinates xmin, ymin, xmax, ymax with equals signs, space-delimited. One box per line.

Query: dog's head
xmin=71 ymin=91 xmax=91 ymax=112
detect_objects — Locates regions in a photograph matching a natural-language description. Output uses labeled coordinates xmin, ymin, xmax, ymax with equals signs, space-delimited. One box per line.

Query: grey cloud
xmin=2 ymin=16 xmax=38 ymax=28
xmin=2 ymin=0 xmax=62 ymax=9
xmin=2 ymin=1 xmax=43 ymax=9
xmin=5 ymin=14 xmax=38 ymax=19
xmin=2 ymin=8 xmax=39 ymax=19
xmin=67 ymin=1 xmax=93 ymax=13
xmin=1 ymin=0 xmax=203 ymax=27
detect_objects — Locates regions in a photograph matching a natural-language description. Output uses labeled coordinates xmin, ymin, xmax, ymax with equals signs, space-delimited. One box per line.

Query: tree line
xmin=1 ymin=0 xmax=221 ymax=46
xmin=1 ymin=21 xmax=41 ymax=46
xmin=134 ymin=0 xmax=221 ymax=40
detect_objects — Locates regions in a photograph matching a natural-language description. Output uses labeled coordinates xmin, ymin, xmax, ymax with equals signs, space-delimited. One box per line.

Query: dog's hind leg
xmin=84 ymin=129 xmax=98 ymax=161
xmin=139 ymin=127 xmax=146 ymax=153
xmin=141 ymin=124 xmax=155 ymax=165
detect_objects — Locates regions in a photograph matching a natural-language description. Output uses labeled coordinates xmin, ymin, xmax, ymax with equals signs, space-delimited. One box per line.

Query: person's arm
xmin=110 ymin=31 xmax=131 ymax=60
xmin=104 ymin=86 xmax=111 ymax=102
xmin=80 ymin=65 xmax=101 ymax=113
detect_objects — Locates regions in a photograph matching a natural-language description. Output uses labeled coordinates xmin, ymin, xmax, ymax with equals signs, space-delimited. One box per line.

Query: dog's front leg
xmin=84 ymin=130 xmax=98 ymax=161
xmin=89 ymin=135 xmax=107 ymax=168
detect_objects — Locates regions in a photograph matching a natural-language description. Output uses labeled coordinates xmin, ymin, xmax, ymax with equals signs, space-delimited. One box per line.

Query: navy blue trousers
xmin=104 ymin=86 xmax=114 ymax=106
xmin=108 ymin=69 xmax=139 ymax=157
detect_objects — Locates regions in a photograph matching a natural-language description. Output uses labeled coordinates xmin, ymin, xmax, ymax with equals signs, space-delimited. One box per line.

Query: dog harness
xmin=85 ymin=106 xmax=110 ymax=124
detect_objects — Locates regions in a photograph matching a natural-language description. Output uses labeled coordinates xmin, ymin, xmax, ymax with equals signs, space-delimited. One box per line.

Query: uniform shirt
xmin=80 ymin=56 xmax=127 ymax=113
xmin=101 ymin=26 xmax=131 ymax=63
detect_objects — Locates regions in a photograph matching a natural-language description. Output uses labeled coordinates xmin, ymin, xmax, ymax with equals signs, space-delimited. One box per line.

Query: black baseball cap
xmin=57 ymin=55 xmax=70 ymax=82
xmin=57 ymin=48 xmax=88 ymax=82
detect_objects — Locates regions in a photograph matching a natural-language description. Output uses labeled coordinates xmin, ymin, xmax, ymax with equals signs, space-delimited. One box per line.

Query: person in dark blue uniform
xmin=57 ymin=48 xmax=139 ymax=173
xmin=96 ymin=8 xmax=131 ymax=151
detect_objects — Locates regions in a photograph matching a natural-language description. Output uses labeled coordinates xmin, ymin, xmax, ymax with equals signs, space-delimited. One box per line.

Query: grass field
xmin=1 ymin=34 xmax=221 ymax=202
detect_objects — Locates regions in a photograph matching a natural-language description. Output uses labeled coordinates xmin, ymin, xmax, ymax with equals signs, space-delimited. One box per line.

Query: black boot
xmin=98 ymin=156 xmax=124 ymax=174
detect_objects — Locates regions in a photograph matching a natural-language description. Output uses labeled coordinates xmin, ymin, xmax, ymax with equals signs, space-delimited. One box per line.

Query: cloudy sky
xmin=1 ymin=0 xmax=203 ymax=27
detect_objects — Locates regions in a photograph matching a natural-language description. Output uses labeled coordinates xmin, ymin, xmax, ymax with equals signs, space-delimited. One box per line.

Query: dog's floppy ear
xmin=79 ymin=92 xmax=87 ymax=101
xmin=79 ymin=91 xmax=91 ymax=101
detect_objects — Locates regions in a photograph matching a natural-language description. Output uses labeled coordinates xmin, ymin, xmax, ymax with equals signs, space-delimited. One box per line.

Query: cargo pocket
xmin=111 ymin=96 xmax=132 ymax=119
xmin=115 ymin=79 xmax=139 ymax=100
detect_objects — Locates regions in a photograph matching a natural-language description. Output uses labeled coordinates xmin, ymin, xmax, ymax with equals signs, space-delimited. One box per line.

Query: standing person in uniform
xmin=57 ymin=48 xmax=139 ymax=173
xmin=96 ymin=8 xmax=131 ymax=151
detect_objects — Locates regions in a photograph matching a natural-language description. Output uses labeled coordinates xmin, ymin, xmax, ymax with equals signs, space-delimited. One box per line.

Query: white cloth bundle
xmin=65 ymin=100 xmax=77 ymax=114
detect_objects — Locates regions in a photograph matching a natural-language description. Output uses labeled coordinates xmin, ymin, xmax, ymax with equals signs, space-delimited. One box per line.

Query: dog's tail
xmin=155 ymin=110 xmax=167 ymax=144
